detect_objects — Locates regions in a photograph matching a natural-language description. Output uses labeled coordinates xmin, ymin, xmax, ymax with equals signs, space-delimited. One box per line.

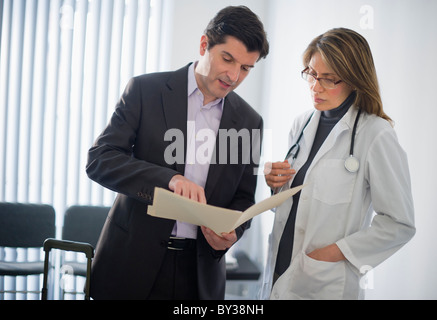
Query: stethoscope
xmin=273 ymin=108 xmax=362 ymax=194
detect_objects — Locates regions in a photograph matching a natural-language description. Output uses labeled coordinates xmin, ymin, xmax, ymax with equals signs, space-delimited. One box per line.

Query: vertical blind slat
xmin=101 ymin=0 xmax=124 ymax=205
xmin=41 ymin=0 xmax=61 ymax=205
xmin=93 ymin=0 xmax=114 ymax=204
xmin=54 ymin=0 xmax=76 ymax=228
xmin=134 ymin=0 xmax=150 ymax=76
xmin=6 ymin=0 xmax=25 ymax=202
xmin=0 ymin=0 xmax=13 ymax=202
xmin=18 ymin=0 xmax=37 ymax=203
xmin=69 ymin=0 xmax=88 ymax=206
xmin=83 ymin=0 xmax=101 ymax=204
xmin=29 ymin=0 xmax=50 ymax=203
xmin=119 ymin=0 xmax=138 ymax=92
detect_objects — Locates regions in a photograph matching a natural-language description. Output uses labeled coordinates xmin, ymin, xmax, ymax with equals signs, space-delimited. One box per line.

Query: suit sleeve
xmin=86 ymin=77 xmax=179 ymax=204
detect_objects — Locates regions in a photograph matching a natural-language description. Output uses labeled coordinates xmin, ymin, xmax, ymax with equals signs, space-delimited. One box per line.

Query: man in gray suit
xmin=86 ymin=6 xmax=269 ymax=300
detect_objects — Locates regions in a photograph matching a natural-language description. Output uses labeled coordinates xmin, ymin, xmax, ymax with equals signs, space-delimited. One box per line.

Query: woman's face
xmin=307 ymin=52 xmax=353 ymax=111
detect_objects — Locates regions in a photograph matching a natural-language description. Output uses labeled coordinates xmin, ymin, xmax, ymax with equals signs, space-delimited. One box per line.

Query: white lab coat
xmin=259 ymin=106 xmax=415 ymax=300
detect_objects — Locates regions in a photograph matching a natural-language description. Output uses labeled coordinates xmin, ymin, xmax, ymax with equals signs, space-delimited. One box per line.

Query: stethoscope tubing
xmin=349 ymin=108 xmax=361 ymax=156
xmin=273 ymin=108 xmax=362 ymax=194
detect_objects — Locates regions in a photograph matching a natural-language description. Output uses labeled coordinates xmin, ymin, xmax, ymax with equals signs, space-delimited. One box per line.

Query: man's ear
xmin=199 ymin=35 xmax=208 ymax=56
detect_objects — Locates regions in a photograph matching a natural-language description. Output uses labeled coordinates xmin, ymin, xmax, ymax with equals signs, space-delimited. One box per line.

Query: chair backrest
xmin=0 ymin=203 xmax=56 ymax=248
xmin=62 ymin=206 xmax=110 ymax=248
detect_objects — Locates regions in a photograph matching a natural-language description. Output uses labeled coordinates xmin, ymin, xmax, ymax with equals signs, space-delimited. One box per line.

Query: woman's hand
xmin=307 ymin=244 xmax=346 ymax=262
xmin=264 ymin=160 xmax=295 ymax=189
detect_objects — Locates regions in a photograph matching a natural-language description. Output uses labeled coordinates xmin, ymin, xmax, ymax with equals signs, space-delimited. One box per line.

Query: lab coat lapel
xmin=306 ymin=107 xmax=357 ymax=173
xmin=294 ymin=111 xmax=320 ymax=172
xmin=161 ymin=64 xmax=190 ymax=175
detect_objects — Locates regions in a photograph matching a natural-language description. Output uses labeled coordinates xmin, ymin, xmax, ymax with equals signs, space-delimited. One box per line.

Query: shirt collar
xmin=188 ymin=62 xmax=224 ymax=110
xmin=187 ymin=62 xmax=198 ymax=97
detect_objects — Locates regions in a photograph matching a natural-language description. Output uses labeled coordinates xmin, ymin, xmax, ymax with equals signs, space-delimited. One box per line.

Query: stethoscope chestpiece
xmin=344 ymin=155 xmax=360 ymax=173
xmin=344 ymin=108 xmax=362 ymax=173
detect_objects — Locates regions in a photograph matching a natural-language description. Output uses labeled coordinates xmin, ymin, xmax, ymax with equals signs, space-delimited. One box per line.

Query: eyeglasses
xmin=301 ymin=67 xmax=343 ymax=89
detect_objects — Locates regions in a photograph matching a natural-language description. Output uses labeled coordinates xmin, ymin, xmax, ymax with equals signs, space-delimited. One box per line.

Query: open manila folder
xmin=147 ymin=185 xmax=304 ymax=235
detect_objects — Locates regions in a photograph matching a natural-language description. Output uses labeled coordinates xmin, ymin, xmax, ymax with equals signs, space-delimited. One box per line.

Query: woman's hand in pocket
xmin=307 ymin=244 xmax=346 ymax=262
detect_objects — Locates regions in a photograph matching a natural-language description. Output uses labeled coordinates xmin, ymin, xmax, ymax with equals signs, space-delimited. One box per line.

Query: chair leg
xmin=41 ymin=249 xmax=50 ymax=300
xmin=84 ymin=258 xmax=92 ymax=300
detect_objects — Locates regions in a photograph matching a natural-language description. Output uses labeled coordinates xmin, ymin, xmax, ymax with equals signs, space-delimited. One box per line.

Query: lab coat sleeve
xmin=336 ymin=127 xmax=416 ymax=271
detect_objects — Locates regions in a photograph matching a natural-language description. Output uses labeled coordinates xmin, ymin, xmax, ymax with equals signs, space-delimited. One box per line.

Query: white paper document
xmin=147 ymin=185 xmax=304 ymax=235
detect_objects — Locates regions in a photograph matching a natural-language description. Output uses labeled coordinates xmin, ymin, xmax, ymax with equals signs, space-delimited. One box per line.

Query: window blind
xmin=0 ymin=0 xmax=164 ymax=299
xmin=1 ymin=0 xmax=163 ymax=218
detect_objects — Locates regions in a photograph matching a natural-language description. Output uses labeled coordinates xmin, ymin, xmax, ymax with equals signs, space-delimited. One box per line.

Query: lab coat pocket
xmin=313 ymin=159 xmax=356 ymax=205
xmin=287 ymin=251 xmax=346 ymax=299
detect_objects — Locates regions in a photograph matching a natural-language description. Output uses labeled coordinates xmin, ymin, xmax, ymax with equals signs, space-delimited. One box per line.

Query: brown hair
xmin=303 ymin=28 xmax=392 ymax=124
xmin=205 ymin=6 xmax=269 ymax=61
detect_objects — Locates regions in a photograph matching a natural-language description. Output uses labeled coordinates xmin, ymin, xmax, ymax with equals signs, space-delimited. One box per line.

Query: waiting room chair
xmin=0 ymin=203 xmax=56 ymax=299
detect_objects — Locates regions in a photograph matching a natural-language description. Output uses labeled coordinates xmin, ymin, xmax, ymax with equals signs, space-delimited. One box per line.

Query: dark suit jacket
xmin=86 ymin=64 xmax=263 ymax=299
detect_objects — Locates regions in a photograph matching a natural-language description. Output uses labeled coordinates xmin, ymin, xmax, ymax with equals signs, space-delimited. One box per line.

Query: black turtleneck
xmin=273 ymin=91 xmax=356 ymax=281
xmin=312 ymin=90 xmax=356 ymax=155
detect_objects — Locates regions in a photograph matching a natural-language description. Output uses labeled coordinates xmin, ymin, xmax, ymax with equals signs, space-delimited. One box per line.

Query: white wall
xmin=164 ymin=0 xmax=437 ymax=299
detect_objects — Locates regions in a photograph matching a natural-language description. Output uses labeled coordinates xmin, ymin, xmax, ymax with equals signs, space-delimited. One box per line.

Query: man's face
xmin=195 ymin=35 xmax=260 ymax=105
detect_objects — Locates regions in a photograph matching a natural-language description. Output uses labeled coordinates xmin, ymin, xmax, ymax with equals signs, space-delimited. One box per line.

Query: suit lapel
xmin=162 ymin=65 xmax=244 ymax=200
xmin=161 ymin=64 xmax=191 ymax=174
xmin=204 ymin=93 xmax=242 ymax=201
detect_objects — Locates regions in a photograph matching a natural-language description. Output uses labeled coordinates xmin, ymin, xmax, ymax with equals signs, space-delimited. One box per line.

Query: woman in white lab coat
xmin=260 ymin=28 xmax=415 ymax=300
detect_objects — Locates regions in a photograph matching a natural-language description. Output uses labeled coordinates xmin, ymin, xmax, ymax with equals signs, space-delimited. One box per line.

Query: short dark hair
xmin=204 ymin=6 xmax=269 ymax=61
